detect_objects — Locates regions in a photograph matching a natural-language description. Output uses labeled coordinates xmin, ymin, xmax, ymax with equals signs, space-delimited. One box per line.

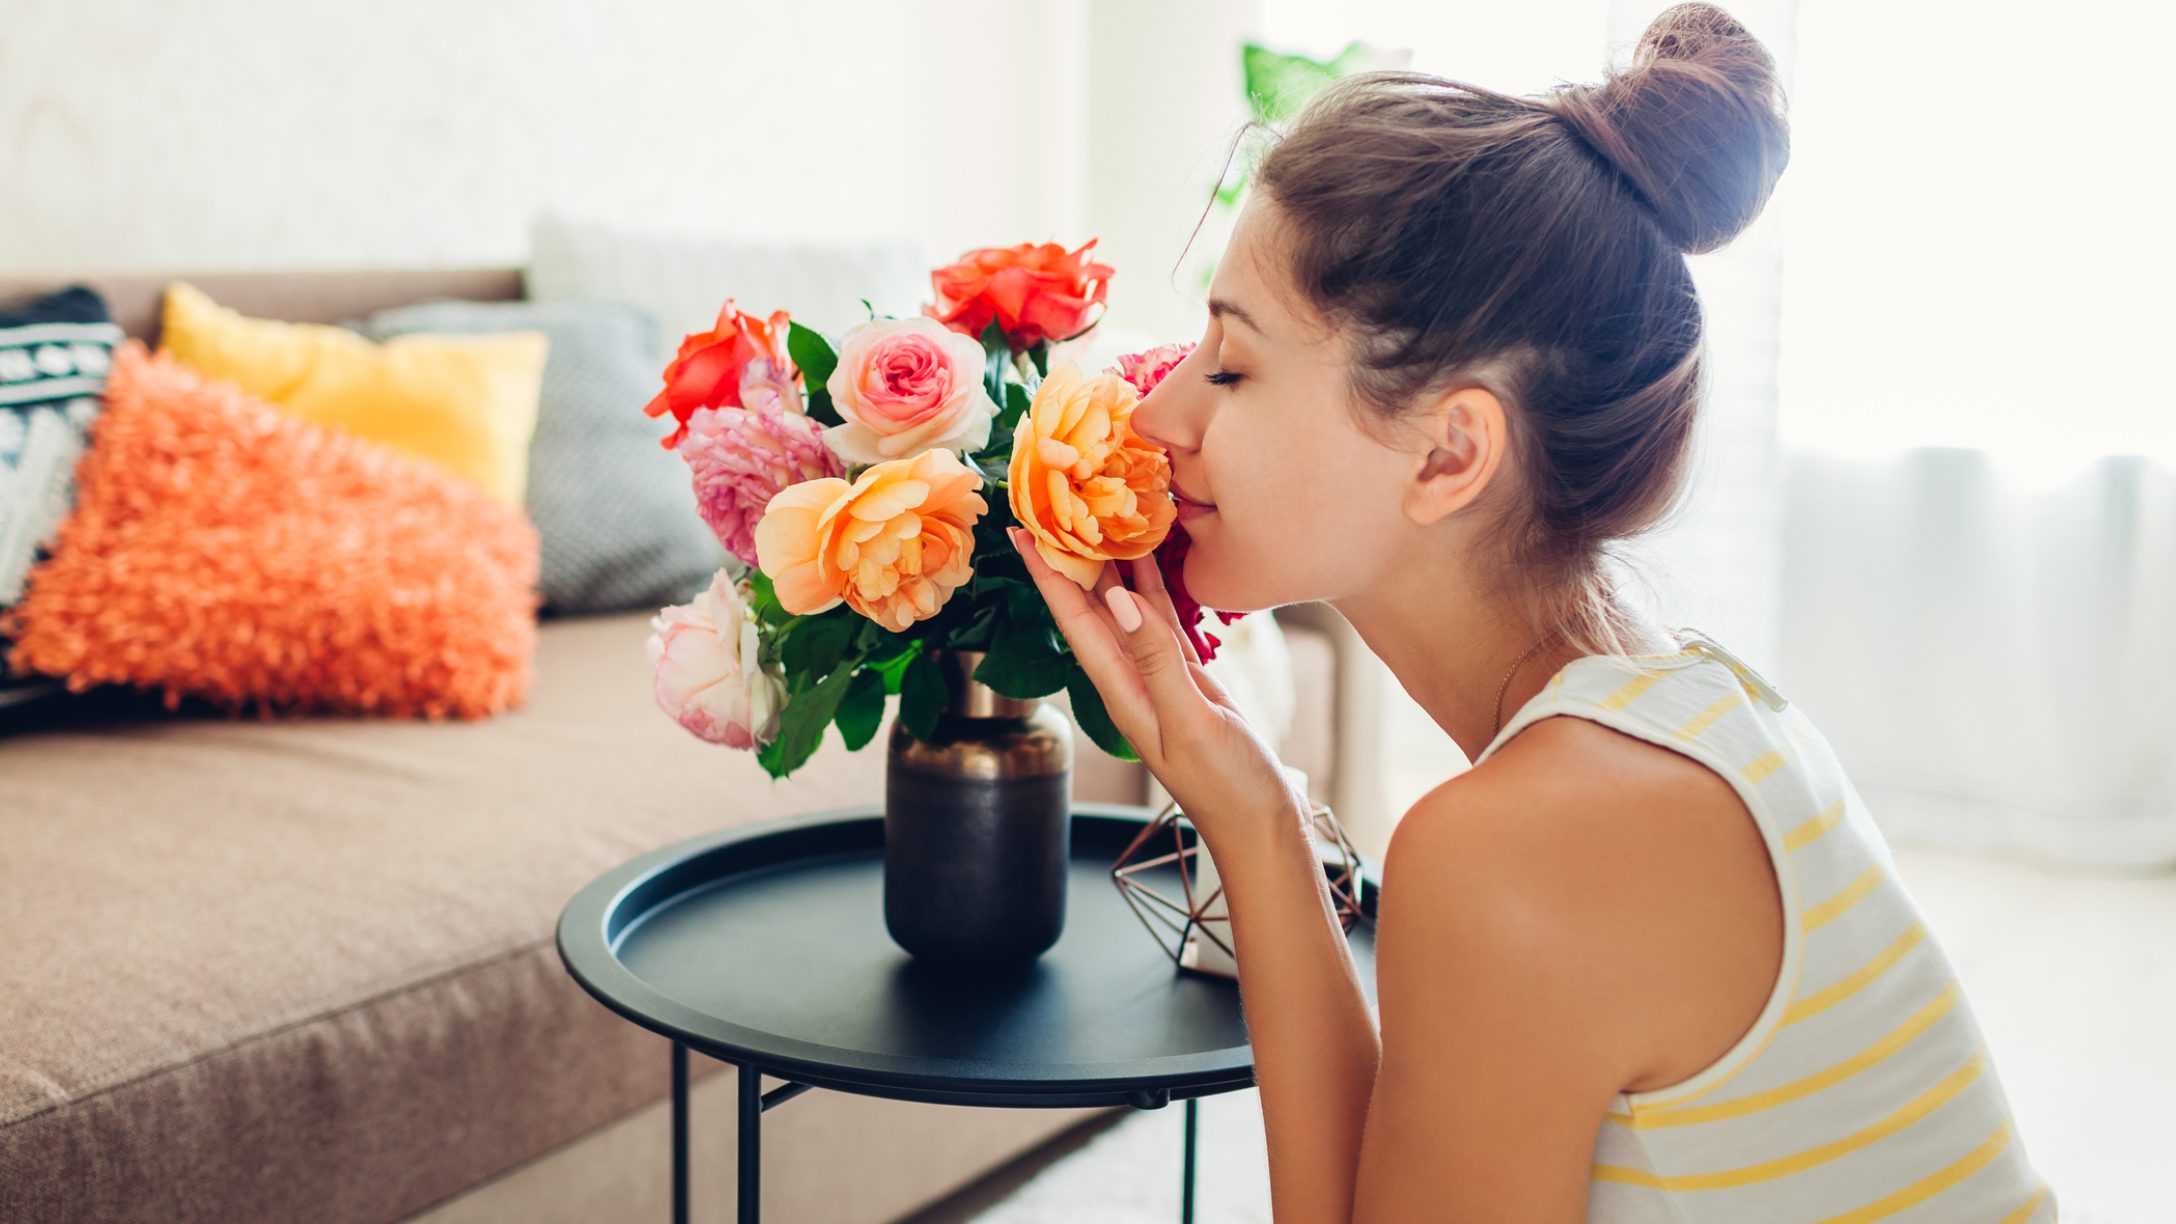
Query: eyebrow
xmin=1207 ymin=297 xmax=1264 ymax=336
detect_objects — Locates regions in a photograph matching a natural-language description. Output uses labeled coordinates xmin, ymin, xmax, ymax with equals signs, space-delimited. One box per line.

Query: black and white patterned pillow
xmin=2 ymin=286 xmax=120 ymax=709
xmin=2 ymin=286 xmax=120 ymax=608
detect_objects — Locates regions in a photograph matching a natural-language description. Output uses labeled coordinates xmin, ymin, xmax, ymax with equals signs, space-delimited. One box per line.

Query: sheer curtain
xmin=1773 ymin=0 xmax=2176 ymax=867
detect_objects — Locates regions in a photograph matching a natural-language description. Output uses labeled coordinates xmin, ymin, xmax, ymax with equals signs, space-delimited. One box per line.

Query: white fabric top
xmin=1478 ymin=634 xmax=2054 ymax=1224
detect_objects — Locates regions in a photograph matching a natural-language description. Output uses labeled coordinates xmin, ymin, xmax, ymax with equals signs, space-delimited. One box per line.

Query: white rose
xmin=645 ymin=570 xmax=784 ymax=749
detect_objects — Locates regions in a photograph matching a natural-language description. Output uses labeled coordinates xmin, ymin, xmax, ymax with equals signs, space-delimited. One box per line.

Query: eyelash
xmin=1205 ymin=370 xmax=1242 ymax=387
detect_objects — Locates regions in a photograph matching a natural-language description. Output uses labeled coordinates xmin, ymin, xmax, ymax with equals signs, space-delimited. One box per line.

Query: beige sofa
xmin=0 ymin=270 xmax=1349 ymax=1224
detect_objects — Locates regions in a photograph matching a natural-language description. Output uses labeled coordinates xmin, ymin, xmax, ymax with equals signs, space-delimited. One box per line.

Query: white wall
xmin=0 ymin=1 xmax=1062 ymax=277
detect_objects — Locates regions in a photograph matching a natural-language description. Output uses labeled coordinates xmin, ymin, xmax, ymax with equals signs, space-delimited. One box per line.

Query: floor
xmin=951 ymin=844 xmax=2176 ymax=1223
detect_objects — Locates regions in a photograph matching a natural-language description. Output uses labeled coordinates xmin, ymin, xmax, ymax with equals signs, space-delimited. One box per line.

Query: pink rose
xmin=646 ymin=570 xmax=785 ymax=749
xmin=823 ymin=317 xmax=996 ymax=464
xmin=679 ymin=381 xmax=842 ymax=568
xmin=1113 ymin=342 xmax=1196 ymax=397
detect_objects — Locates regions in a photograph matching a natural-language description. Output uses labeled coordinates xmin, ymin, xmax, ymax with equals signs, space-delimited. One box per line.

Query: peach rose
xmin=1007 ymin=362 xmax=1175 ymax=588
xmin=753 ymin=447 xmax=989 ymax=632
xmin=823 ymin=317 xmax=996 ymax=465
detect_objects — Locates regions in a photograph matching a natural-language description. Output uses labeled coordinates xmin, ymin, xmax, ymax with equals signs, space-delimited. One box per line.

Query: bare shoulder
xmin=1385 ymin=713 xmax=1783 ymax=1091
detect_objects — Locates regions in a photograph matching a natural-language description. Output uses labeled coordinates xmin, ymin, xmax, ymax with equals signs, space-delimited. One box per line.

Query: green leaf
xmin=835 ymin=668 xmax=888 ymax=751
xmin=980 ymin=318 xmax=1009 ymax=409
xmin=974 ymin=624 xmax=1070 ymax=700
xmin=758 ymin=658 xmax=860 ymax=778
xmin=787 ymin=321 xmax=840 ymax=386
xmin=744 ymin=570 xmax=791 ymax=630
xmin=873 ymin=640 xmax=924 ymax=695
xmin=899 ymin=650 xmax=949 ymax=742
xmin=788 ymin=321 xmax=845 ymax=426
xmin=1066 ymin=662 xmax=1137 ymax=761
xmin=780 ymin=612 xmax=855 ymax=683
xmin=1028 ymin=341 xmax=1050 ymax=379
xmin=1242 ymin=41 xmax=1369 ymax=125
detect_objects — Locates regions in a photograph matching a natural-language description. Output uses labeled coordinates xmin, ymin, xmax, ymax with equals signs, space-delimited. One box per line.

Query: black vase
xmin=884 ymin=651 xmax=1073 ymax=964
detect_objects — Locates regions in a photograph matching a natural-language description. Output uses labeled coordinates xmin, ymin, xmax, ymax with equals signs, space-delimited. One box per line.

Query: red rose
xmin=924 ymin=240 xmax=1113 ymax=352
xmin=644 ymin=300 xmax=796 ymax=449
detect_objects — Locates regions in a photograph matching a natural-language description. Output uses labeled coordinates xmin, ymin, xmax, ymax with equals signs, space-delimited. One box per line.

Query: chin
xmin=1179 ymin=527 xmax=1307 ymax=614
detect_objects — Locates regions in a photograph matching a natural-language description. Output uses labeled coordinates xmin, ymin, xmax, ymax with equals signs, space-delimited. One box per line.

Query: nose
xmin=1131 ymin=343 xmax=1208 ymax=455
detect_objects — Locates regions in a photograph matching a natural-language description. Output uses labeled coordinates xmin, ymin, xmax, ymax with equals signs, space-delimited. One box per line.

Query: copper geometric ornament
xmin=1111 ymin=799 xmax=1368 ymax=978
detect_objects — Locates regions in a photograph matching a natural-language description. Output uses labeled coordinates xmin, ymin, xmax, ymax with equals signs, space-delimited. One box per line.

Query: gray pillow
xmin=357 ymin=298 xmax=723 ymax=615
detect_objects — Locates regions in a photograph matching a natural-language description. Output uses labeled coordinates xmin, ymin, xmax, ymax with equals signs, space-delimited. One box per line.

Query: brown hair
xmin=1252 ymin=4 xmax=1788 ymax=648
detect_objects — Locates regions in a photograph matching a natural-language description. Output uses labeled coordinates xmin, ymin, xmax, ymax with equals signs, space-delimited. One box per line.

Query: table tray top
xmin=557 ymin=804 xmax=1375 ymax=1108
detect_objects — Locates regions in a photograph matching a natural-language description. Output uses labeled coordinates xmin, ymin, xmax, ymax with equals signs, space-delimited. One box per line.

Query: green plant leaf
xmin=744 ymin=570 xmax=791 ymax=629
xmin=1028 ymin=341 xmax=1050 ymax=379
xmin=873 ymin=640 xmax=924 ymax=694
xmin=1066 ymin=662 xmax=1137 ymax=761
xmin=899 ymin=650 xmax=948 ymax=742
xmin=787 ymin=321 xmax=840 ymax=386
xmin=1242 ymin=41 xmax=1369 ymax=125
xmin=788 ymin=321 xmax=845 ymax=426
xmin=980 ymin=318 xmax=1009 ymax=409
xmin=780 ymin=612 xmax=855 ymax=682
xmin=835 ymin=668 xmax=888 ymax=751
xmin=974 ymin=624 xmax=1070 ymax=699
xmin=758 ymin=658 xmax=859 ymax=778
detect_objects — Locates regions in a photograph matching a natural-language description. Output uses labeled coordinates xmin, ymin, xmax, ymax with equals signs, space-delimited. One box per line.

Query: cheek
xmin=1179 ymin=406 xmax=1405 ymax=610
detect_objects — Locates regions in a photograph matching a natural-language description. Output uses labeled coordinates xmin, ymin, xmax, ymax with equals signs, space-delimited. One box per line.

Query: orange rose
xmin=1008 ymin=363 xmax=1175 ymax=588
xmin=925 ymin=241 xmax=1113 ymax=351
xmin=644 ymin=300 xmax=797 ymax=449
xmin=753 ymin=447 xmax=988 ymax=632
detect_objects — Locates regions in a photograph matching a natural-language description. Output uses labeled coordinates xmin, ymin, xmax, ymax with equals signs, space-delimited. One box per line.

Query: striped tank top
xmin=1478 ymin=633 xmax=2054 ymax=1224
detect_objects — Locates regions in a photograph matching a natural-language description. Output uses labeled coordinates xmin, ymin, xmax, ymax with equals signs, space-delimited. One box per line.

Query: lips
xmin=1170 ymin=481 xmax=1215 ymax=513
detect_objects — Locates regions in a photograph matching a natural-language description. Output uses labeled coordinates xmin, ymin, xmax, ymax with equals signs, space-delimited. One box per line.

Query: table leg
xmin=739 ymin=1061 xmax=762 ymax=1224
xmin=1181 ymin=1096 xmax=1197 ymax=1224
xmin=671 ymin=1043 xmax=689 ymax=1224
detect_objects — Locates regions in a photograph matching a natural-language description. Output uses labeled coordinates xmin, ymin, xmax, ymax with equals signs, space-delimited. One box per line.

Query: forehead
xmin=1210 ymin=201 xmax=1331 ymax=345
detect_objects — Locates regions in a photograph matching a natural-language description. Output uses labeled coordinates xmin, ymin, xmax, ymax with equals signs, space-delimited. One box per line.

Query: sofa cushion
xmin=354 ymin=298 xmax=724 ymax=615
xmin=6 ymin=346 xmax=538 ymax=720
xmin=527 ymin=215 xmax=931 ymax=360
xmin=0 ymin=286 xmax=120 ymax=607
xmin=160 ymin=283 xmax=548 ymax=506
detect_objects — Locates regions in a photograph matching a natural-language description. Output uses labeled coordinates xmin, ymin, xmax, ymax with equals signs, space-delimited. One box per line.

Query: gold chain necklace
xmin=1491 ymin=629 xmax=1563 ymax=736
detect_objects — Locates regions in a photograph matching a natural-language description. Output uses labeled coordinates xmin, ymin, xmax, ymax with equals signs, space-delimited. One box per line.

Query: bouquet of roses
xmin=642 ymin=241 xmax=1235 ymax=779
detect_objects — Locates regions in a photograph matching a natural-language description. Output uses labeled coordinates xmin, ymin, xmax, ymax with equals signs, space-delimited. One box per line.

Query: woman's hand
xmin=1007 ymin=528 xmax=1301 ymax=852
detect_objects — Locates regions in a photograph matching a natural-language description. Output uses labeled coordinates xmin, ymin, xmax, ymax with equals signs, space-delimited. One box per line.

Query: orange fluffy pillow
xmin=6 ymin=344 xmax=538 ymax=719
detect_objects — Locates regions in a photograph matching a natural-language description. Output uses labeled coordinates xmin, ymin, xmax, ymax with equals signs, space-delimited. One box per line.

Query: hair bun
xmin=1548 ymin=3 xmax=1789 ymax=254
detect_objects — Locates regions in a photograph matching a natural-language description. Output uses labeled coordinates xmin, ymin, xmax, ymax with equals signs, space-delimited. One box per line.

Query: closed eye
xmin=1205 ymin=370 xmax=1242 ymax=387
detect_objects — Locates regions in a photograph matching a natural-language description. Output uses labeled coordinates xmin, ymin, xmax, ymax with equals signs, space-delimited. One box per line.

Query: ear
xmin=1401 ymin=385 xmax=1509 ymax=526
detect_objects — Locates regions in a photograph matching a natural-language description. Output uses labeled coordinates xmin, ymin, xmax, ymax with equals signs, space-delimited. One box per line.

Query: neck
xmin=1331 ymin=566 xmax=1655 ymax=763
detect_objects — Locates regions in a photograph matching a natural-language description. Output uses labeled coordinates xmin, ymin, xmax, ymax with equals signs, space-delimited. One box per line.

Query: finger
xmin=1009 ymin=531 xmax=1161 ymax=738
xmin=1103 ymin=585 xmax=1212 ymax=726
xmin=1128 ymin=557 xmax=1201 ymax=667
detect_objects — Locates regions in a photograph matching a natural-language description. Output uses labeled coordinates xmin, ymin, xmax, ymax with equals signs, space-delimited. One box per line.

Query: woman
xmin=1010 ymin=6 xmax=2053 ymax=1221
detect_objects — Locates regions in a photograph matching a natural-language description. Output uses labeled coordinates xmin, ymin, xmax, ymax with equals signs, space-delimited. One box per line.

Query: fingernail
xmin=1105 ymin=586 xmax=1144 ymax=633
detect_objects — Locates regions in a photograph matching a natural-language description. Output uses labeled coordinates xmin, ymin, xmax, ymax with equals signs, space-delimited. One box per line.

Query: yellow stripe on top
xmin=1597 ymin=671 xmax=1665 ymax=712
xmin=1805 ymin=866 xmax=1886 ymax=932
xmin=1786 ymin=924 xmax=1928 ymax=1025
xmin=1675 ymin=690 xmax=1746 ymax=740
xmin=1996 ymin=1183 xmax=2052 ymax=1224
xmin=1743 ymin=747 xmax=1796 ymax=785
xmin=1807 ymin=1118 xmax=2016 ymax=1224
xmin=1593 ymin=1051 xmax=1988 ymax=1191
xmin=1610 ymin=982 xmax=1963 ymax=1130
xmin=1785 ymin=799 xmax=1847 ymax=852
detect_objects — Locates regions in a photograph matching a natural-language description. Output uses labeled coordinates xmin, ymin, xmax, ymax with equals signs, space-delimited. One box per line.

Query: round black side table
xmin=557 ymin=803 xmax=1376 ymax=1224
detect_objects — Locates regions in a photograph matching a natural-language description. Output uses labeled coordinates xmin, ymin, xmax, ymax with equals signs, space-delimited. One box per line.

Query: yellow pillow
xmin=159 ymin=282 xmax=547 ymax=506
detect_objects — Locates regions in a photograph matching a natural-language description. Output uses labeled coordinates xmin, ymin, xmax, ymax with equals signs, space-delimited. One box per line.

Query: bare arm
xmin=1012 ymin=536 xmax=1781 ymax=1222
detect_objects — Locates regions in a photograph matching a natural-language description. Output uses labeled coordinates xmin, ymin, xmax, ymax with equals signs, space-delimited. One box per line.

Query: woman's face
xmin=1132 ymin=202 xmax=1424 ymax=613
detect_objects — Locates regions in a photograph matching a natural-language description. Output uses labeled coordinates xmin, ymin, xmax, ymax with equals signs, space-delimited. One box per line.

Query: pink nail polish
xmin=1105 ymin=586 xmax=1144 ymax=633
